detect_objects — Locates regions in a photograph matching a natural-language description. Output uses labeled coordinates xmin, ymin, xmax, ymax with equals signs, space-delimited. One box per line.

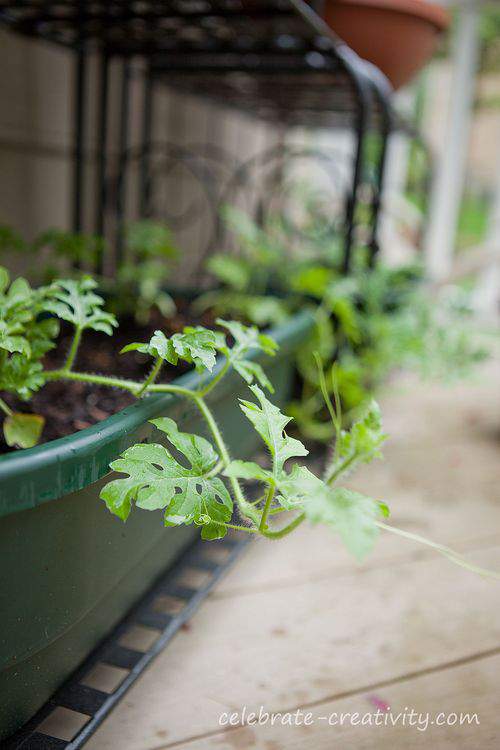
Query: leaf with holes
xmin=100 ymin=417 xmax=232 ymax=539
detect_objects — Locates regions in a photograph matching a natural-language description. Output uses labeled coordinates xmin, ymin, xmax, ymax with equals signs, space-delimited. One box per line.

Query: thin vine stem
xmin=44 ymin=369 xmax=142 ymax=394
xmin=215 ymin=521 xmax=259 ymax=535
xmin=263 ymin=512 xmax=305 ymax=540
xmin=197 ymin=356 xmax=230 ymax=397
xmin=325 ymin=452 xmax=357 ymax=486
xmin=377 ymin=521 xmax=500 ymax=581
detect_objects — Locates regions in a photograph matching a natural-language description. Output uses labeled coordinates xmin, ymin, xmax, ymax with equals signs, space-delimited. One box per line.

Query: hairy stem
xmin=64 ymin=326 xmax=83 ymax=371
xmin=325 ymin=452 xmax=357 ymax=486
xmin=217 ymin=521 xmax=259 ymax=535
xmin=137 ymin=357 xmax=163 ymax=396
xmin=0 ymin=397 xmax=13 ymax=417
xmin=43 ymin=369 xmax=196 ymax=400
xmin=377 ymin=521 xmax=500 ymax=581
xmin=44 ymin=369 xmax=142 ymax=394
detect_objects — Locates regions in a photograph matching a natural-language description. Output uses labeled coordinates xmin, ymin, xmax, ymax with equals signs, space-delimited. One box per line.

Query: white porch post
xmin=472 ymin=141 xmax=500 ymax=317
xmin=424 ymin=1 xmax=481 ymax=280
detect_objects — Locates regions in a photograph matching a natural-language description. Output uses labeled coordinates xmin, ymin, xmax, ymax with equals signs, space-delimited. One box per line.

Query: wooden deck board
xmin=85 ymin=544 xmax=500 ymax=749
xmin=162 ymin=653 xmax=500 ymax=749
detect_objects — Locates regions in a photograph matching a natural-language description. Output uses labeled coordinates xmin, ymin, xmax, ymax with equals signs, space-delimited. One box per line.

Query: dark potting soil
xmin=1 ymin=300 xmax=216 ymax=453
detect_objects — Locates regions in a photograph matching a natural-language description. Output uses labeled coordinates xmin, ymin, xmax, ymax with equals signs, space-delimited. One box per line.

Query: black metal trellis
xmin=0 ymin=0 xmax=405 ymax=273
xmin=4 ymin=533 xmax=251 ymax=750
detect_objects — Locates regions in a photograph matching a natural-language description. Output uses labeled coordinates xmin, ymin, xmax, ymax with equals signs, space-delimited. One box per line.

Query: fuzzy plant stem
xmin=137 ymin=357 xmax=163 ymax=396
xmin=44 ymin=369 xmax=143 ymax=394
xmin=324 ymin=453 xmax=357 ymax=486
xmin=263 ymin=512 xmax=305 ymax=539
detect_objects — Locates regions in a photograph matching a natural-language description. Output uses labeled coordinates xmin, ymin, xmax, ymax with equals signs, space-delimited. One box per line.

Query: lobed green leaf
xmin=100 ymin=417 xmax=232 ymax=539
xmin=238 ymin=385 xmax=308 ymax=477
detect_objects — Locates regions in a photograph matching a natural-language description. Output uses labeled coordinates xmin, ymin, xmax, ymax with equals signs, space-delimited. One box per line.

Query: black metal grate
xmin=0 ymin=2 xmax=330 ymax=55
xmin=0 ymin=0 xmax=391 ymax=122
xmin=4 ymin=533 xmax=251 ymax=750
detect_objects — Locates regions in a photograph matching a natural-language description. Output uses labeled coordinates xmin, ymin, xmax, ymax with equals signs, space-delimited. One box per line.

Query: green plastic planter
xmin=0 ymin=311 xmax=313 ymax=740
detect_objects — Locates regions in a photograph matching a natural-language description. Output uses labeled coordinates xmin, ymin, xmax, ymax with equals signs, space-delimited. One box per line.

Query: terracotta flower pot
xmin=323 ymin=0 xmax=449 ymax=89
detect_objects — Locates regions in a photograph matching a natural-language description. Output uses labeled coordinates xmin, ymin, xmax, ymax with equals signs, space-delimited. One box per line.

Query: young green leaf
xmin=100 ymin=417 xmax=232 ymax=539
xmin=238 ymin=385 xmax=308 ymax=478
xmin=122 ymin=326 xmax=221 ymax=373
xmin=43 ymin=277 xmax=117 ymax=335
xmin=3 ymin=412 xmax=45 ymax=449
xmin=217 ymin=318 xmax=278 ymax=357
xmin=217 ymin=318 xmax=278 ymax=391
xmin=325 ymin=400 xmax=387 ymax=483
xmin=290 ymin=265 xmax=336 ymax=298
xmin=274 ymin=464 xmax=323 ymax=509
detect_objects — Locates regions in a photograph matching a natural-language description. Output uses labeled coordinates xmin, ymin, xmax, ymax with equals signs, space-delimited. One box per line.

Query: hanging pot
xmin=323 ymin=0 xmax=450 ymax=89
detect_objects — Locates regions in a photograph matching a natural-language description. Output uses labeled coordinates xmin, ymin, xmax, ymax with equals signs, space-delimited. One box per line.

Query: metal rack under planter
xmin=0 ymin=1 xmax=416 ymax=744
